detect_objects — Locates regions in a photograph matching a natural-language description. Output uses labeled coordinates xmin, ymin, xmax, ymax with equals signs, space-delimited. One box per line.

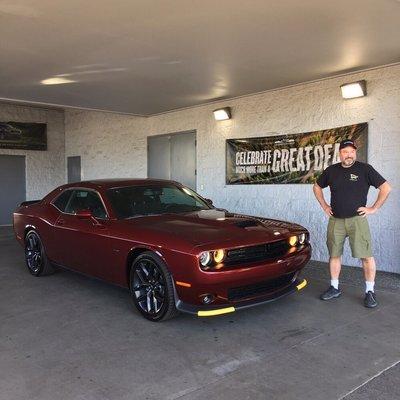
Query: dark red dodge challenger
xmin=14 ymin=179 xmax=311 ymax=321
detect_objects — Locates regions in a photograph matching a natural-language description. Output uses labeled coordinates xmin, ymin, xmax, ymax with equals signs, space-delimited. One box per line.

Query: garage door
xmin=148 ymin=131 xmax=196 ymax=190
xmin=0 ymin=155 xmax=26 ymax=225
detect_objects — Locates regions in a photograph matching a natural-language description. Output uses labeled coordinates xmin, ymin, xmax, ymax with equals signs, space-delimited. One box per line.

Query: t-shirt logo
xmin=350 ymin=174 xmax=359 ymax=181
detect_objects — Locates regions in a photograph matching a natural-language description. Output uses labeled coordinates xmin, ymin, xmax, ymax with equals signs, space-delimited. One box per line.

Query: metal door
xmin=147 ymin=131 xmax=196 ymax=189
xmin=67 ymin=156 xmax=81 ymax=183
xmin=0 ymin=155 xmax=26 ymax=225
xmin=170 ymin=132 xmax=196 ymax=190
xmin=148 ymin=135 xmax=170 ymax=181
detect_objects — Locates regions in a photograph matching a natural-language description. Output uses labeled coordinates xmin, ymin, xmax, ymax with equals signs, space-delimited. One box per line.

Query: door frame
xmin=147 ymin=130 xmax=197 ymax=189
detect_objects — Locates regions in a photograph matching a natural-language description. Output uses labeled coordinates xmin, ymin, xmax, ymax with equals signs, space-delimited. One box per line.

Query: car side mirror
xmin=205 ymin=198 xmax=214 ymax=206
xmin=76 ymin=209 xmax=93 ymax=219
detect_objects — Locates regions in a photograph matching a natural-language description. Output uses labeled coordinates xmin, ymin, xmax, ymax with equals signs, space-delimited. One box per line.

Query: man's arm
xmin=357 ymin=181 xmax=392 ymax=217
xmin=313 ymin=183 xmax=333 ymax=217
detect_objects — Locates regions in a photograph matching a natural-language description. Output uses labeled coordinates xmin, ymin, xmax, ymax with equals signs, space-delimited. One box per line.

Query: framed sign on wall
xmin=0 ymin=121 xmax=47 ymax=151
xmin=226 ymin=123 xmax=368 ymax=185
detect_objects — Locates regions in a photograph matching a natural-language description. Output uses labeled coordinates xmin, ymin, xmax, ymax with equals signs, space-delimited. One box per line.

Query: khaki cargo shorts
xmin=327 ymin=216 xmax=373 ymax=258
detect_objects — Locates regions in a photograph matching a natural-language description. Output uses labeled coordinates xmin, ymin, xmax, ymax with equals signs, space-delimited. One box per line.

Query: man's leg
xmin=320 ymin=257 xmax=342 ymax=299
xmin=362 ymin=257 xmax=376 ymax=283
xmin=328 ymin=256 xmax=341 ymax=290
xmin=329 ymin=256 xmax=342 ymax=279
xmin=362 ymin=257 xmax=378 ymax=308
xmin=349 ymin=217 xmax=377 ymax=307
xmin=321 ymin=218 xmax=345 ymax=300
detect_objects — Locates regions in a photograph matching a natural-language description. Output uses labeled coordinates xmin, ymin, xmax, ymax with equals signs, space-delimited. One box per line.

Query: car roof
xmin=62 ymin=178 xmax=182 ymax=190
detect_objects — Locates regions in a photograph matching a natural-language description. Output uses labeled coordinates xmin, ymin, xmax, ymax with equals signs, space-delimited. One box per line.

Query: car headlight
xmin=199 ymin=251 xmax=212 ymax=267
xmin=298 ymin=233 xmax=306 ymax=244
xmin=213 ymin=249 xmax=225 ymax=264
xmin=288 ymin=236 xmax=298 ymax=246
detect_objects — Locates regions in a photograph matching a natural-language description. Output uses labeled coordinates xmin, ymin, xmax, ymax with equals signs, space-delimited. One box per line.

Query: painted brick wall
xmin=0 ymin=103 xmax=65 ymax=201
xmin=65 ymin=65 xmax=400 ymax=273
xmin=65 ymin=110 xmax=148 ymax=180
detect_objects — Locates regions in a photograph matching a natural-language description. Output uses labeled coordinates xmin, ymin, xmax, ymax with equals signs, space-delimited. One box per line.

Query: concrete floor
xmin=1 ymin=227 xmax=400 ymax=400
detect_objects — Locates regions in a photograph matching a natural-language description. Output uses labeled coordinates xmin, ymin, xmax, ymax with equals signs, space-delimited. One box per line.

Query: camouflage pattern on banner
xmin=226 ymin=123 xmax=368 ymax=184
xmin=0 ymin=121 xmax=47 ymax=150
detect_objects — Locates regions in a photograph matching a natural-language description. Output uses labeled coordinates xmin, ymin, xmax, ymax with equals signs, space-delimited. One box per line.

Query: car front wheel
xmin=129 ymin=251 xmax=179 ymax=321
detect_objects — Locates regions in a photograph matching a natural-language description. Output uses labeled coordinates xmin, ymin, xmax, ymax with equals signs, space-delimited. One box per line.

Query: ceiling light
xmin=213 ymin=107 xmax=232 ymax=121
xmin=340 ymin=80 xmax=367 ymax=99
xmin=41 ymin=77 xmax=76 ymax=85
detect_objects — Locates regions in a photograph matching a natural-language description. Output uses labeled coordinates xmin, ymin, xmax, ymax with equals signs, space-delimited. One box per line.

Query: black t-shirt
xmin=317 ymin=161 xmax=386 ymax=218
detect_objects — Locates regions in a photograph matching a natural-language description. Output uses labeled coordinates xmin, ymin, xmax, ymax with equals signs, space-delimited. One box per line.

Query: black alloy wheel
xmin=24 ymin=230 xmax=54 ymax=276
xmin=130 ymin=252 xmax=178 ymax=321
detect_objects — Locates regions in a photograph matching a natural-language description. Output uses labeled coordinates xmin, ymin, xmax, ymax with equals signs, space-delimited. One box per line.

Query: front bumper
xmin=175 ymin=278 xmax=307 ymax=317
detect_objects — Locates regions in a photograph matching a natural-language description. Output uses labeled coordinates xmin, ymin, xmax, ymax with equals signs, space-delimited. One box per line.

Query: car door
xmin=53 ymin=189 xmax=112 ymax=277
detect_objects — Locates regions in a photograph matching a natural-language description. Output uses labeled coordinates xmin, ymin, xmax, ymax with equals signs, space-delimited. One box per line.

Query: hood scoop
xmin=234 ymin=219 xmax=260 ymax=228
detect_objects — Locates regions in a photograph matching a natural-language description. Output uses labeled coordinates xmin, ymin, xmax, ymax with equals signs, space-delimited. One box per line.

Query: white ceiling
xmin=1 ymin=0 xmax=400 ymax=115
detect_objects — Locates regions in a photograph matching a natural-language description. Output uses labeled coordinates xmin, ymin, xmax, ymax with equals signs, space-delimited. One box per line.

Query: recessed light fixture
xmin=41 ymin=77 xmax=76 ymax=85
xmin=340 ymin=80 xmax=367 ymax=99
xmin=213 ymin=107 xmax=232 ymax=121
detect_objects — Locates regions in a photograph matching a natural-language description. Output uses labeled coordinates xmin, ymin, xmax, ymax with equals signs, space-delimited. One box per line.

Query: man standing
xmin=313 ymin=139 xmax=391 ymax=308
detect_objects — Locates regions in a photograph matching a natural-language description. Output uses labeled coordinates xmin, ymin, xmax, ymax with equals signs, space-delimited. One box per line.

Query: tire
xmin=129 ymin=251 xmax=179 ymax=322
xmin=25 ymin=230 xmax=55 ymax=276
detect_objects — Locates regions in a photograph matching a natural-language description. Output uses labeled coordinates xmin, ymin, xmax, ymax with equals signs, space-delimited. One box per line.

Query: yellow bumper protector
xmin=175 ymin=281 xmax=192 ymax=288
xmin=197 ymin=307 xmax=236 ymax=317
xmin=296 ymin=279 xmax=307 ymax=291
xmin=197 ymin=280 xmax=306 ymax=317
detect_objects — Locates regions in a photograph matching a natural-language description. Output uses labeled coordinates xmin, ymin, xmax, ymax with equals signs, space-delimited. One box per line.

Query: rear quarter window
xmin=53 ymin=190 xmax=73 ymax=212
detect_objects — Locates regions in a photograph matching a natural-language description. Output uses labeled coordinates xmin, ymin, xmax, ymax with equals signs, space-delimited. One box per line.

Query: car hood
xmin=118 ymin=209 xmax=307 ymax=251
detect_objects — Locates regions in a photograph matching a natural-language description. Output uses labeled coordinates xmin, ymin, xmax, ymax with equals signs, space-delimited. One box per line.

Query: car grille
xmin=227 ymin=273 xmax=296 ymax=302
xmin=225 ymin=240 xmax=289 ymax=265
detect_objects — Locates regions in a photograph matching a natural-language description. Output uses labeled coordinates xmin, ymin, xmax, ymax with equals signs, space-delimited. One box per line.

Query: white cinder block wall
xmin=0 ymin=103 xmax=65 ymax=200
xmin=65 ymin=64 xmax=399 ymax=273
xmin=65 ymin=110 xmax=148 ymax=180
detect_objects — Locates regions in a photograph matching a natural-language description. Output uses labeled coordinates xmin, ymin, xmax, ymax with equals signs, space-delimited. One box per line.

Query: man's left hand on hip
xmin=357 ymin=206 xmax=377 ymax=217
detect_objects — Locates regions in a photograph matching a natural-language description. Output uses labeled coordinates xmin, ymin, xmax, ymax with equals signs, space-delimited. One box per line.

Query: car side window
xmin=65 ymin=190 xmax=107 ymax=219
xmin=53 ymin=190 xmax=73 ymax=212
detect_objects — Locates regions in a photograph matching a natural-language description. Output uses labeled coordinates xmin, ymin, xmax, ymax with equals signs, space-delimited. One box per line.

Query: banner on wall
xmin=0 ymin=121 xmax=47 ymax=150
xmin=226 ymin=123 xmax=368 ymax=184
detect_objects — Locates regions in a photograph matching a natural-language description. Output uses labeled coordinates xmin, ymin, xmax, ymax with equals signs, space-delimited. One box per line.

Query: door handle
xmin=57 ymin=218 xmax=66 ymax=226
xmin=92 ymin=219 xmax=107 ymax=229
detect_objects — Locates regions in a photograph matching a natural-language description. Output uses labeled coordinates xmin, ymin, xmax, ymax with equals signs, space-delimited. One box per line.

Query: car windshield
xmin=107 ymin=184 xmax=212 ymax=219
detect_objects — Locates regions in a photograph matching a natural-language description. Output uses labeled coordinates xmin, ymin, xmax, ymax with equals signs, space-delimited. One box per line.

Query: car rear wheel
xmin=25 ymin=230 xmax=55 ymax=276
xmin=129 ymin=252 xmax=179 ymax=321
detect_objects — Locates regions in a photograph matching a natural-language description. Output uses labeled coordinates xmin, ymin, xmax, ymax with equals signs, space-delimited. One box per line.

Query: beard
xmin=342 ymin=157 xmax=355 ymax=166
